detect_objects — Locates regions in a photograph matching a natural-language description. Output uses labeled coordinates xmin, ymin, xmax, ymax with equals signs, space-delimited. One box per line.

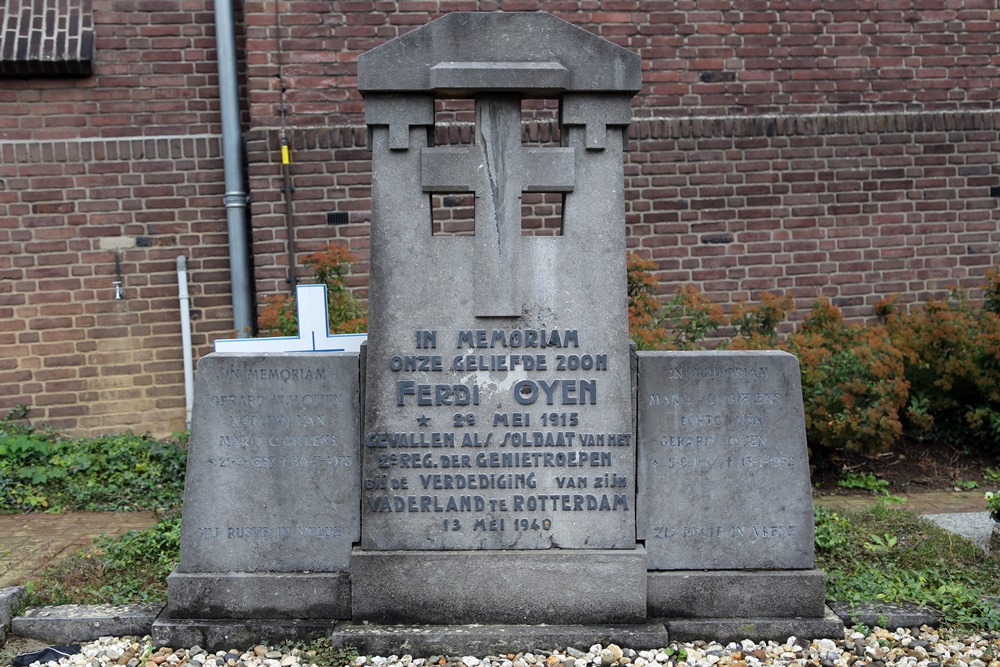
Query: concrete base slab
xmin=829 ymin=601 xmax=940 ymax=629
xmin=662 ymin=606 xmax=845 ymax=643
xmin=351 ymin=548 xmax=647 ymax=625
xmin=329 ymin=623 xmax=671 ymax=656
xmin=152 ymin=611 xmax=338 ymax=652
xmin=166 ymin=571 xmax=351 ymax=619
xmin=12 ymin=603 xmax=164 ymax=644
xmin=648 ymin=570 xmax=827 ymax=618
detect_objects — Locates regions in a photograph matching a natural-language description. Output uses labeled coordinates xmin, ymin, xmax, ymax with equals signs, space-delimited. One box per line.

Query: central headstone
xmin=355 ymin=12 xmax=645 ymax=624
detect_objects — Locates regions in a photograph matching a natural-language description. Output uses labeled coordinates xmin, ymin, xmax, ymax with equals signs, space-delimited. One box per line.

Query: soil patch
xmin=812 ymin=439 xmax=1000 ymax=496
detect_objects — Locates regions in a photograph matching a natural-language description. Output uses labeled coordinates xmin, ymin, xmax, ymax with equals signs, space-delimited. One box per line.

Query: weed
xmin=954 ymin=480 xmax=979 ymax=490
xmin=25 ymin=514 xmax=180 ymax=606
xmin=985 ymin=467 xmax=1000 ymax=483
xmin=0 ymin=408 xmax=186 ymax=513
xmin=837 ymin=471 xmax=890 ymax=495
xmin=816 ymin=503 xmax=1000 ymax=630
xmin=863 ymin=533 xmax=899 ymax=553
xmin=813 ymin=506 xmax=850 ymax=551
xmin=273 ymin=639 xmax=358 ymax=667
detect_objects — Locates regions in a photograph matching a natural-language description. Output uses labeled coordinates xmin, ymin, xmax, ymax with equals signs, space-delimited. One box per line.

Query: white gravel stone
xmin=12 ymin=626 xmax=1000 ymax=667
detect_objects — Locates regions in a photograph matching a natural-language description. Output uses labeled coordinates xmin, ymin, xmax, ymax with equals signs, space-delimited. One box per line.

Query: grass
xmin=815 ymin=498 xmax=1000 ymax=630
xmin=23 ymin=513 xmax=180 ymax=606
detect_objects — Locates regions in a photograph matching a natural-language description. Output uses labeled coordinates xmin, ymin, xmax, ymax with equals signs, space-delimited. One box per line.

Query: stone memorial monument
xmin=155 ymin=11 xmax=842 ymax=653
xmin=353 ymin=11 xmax=645 ymax=627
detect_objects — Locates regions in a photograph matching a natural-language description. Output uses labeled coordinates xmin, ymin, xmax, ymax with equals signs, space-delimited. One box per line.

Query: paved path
xmin=0 ymin=491 xmax=988 ymax=588
xmin=0 ymin=512 xmax=157 ymax=588
xmin=813 ymin=489 xmax=985 ymax=514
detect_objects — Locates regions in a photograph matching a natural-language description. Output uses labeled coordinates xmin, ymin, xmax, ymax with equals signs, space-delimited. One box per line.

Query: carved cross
xmin=421 ymin=95 xmax=575 ymax=317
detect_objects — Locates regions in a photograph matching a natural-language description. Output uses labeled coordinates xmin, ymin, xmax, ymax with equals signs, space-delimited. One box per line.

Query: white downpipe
xmin=177 ymin=256 xmax=195 ymax=429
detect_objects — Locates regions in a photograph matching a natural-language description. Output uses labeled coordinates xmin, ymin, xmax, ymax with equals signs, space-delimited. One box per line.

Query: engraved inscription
xmin=639 ymin=354 xmax=814 ymax=569
xmin=363 ymin=326 xmax=633 ymax=548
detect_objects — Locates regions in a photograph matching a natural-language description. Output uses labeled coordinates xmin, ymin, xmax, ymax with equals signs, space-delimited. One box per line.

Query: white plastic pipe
xmin=177 ymin=256 xmax=195 ymax=429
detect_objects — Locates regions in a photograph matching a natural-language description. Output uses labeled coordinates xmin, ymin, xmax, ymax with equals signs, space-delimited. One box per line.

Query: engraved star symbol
xmin=417 ymin=414 xmax=431 ymax=427
xmin=204 ymin=459 xmax=214 ymax=465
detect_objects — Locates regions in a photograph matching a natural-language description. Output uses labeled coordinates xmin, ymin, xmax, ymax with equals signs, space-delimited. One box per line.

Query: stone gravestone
xmin=155 ymin=351 xmax=360 ymax=647
xmin=354 ymin=12 xmax=647 ymax=625
xmin=637 ymin=351 xmax=835 ymax=640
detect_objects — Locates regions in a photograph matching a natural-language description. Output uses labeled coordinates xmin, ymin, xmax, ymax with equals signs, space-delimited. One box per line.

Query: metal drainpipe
xmin=177 ymin=256 xmax=195 ymax=429
xmin=214 ymin=0 xmax=254 ymax=337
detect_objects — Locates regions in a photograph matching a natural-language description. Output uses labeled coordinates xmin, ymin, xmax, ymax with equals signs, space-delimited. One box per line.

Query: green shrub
xmin=0 ymin=407 xmax=187 ymax=513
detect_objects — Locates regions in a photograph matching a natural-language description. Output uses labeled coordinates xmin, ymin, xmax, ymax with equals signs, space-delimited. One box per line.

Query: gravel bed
xmin=10 ymin=627 xmax=1000 ymax=667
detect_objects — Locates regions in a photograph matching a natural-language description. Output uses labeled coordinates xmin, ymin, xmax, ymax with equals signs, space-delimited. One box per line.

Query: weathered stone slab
xmin=329 ymin=623 xmax=671 ymax=657
xmin=358 ymin=13 xmax=641 ymax=96
xmin=647 ymin=570 xmax=827 ymax=619
xmin=636 ymin=351 xmax=815 ymax=570
xmin=664 ymin=606 xmax=844 ymax=643
xmin=165 ymin=572 xmax=350 ymax=619
xmin=12 ymin=604 xmax=163 ymax=643
xmin=152 ymin=613 xmax=337 ymax=652
xmin=177 ymin=353 xmax=360 ymax=573
xmin=351 ymin=549 xmax=647 ymax=625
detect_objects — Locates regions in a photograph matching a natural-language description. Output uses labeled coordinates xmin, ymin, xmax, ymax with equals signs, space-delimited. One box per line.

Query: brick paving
xmin=0 ymin=492 xmax=987 ymax=589
xmin=0 ymin=512 xmax=156 ymax=588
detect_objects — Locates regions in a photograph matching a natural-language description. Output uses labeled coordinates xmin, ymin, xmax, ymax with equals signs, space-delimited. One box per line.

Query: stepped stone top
xmin=358 ymin=12 xmax=642 ymax=96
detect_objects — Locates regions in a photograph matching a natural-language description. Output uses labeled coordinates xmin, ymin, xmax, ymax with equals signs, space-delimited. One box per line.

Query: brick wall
xmin=0 ymin=0 xmax=236 ymax=436
xmin=245 ymin=109 xmax=1000 ymax=324
xmin=243 ymin=0 xmax=1000 ymax=128
xmin=4 ymin=0 xmax=1000 ymax=435
xmin=242 ymin=1 xmax=1000 ymax=319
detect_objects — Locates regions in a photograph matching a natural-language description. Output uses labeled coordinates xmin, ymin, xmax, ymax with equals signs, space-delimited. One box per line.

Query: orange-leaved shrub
xmin=881 ymin=272 xmax=1000 ymax=453
xmin=628 ymin=253 xmax=910 ymax=456
xmin=258 ymin=242 xmax=367 ymax=337
xmin=727 ymin=295 xmax=907 ymax=456
xmin=627 ymin=252 xmax=724 ymax=350
xmin=784 ymin=299 xmax=908 ymax=456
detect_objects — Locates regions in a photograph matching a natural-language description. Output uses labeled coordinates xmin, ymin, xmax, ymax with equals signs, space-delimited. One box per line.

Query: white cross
xmin=214 ymin=284 xmax=367 ymax=353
